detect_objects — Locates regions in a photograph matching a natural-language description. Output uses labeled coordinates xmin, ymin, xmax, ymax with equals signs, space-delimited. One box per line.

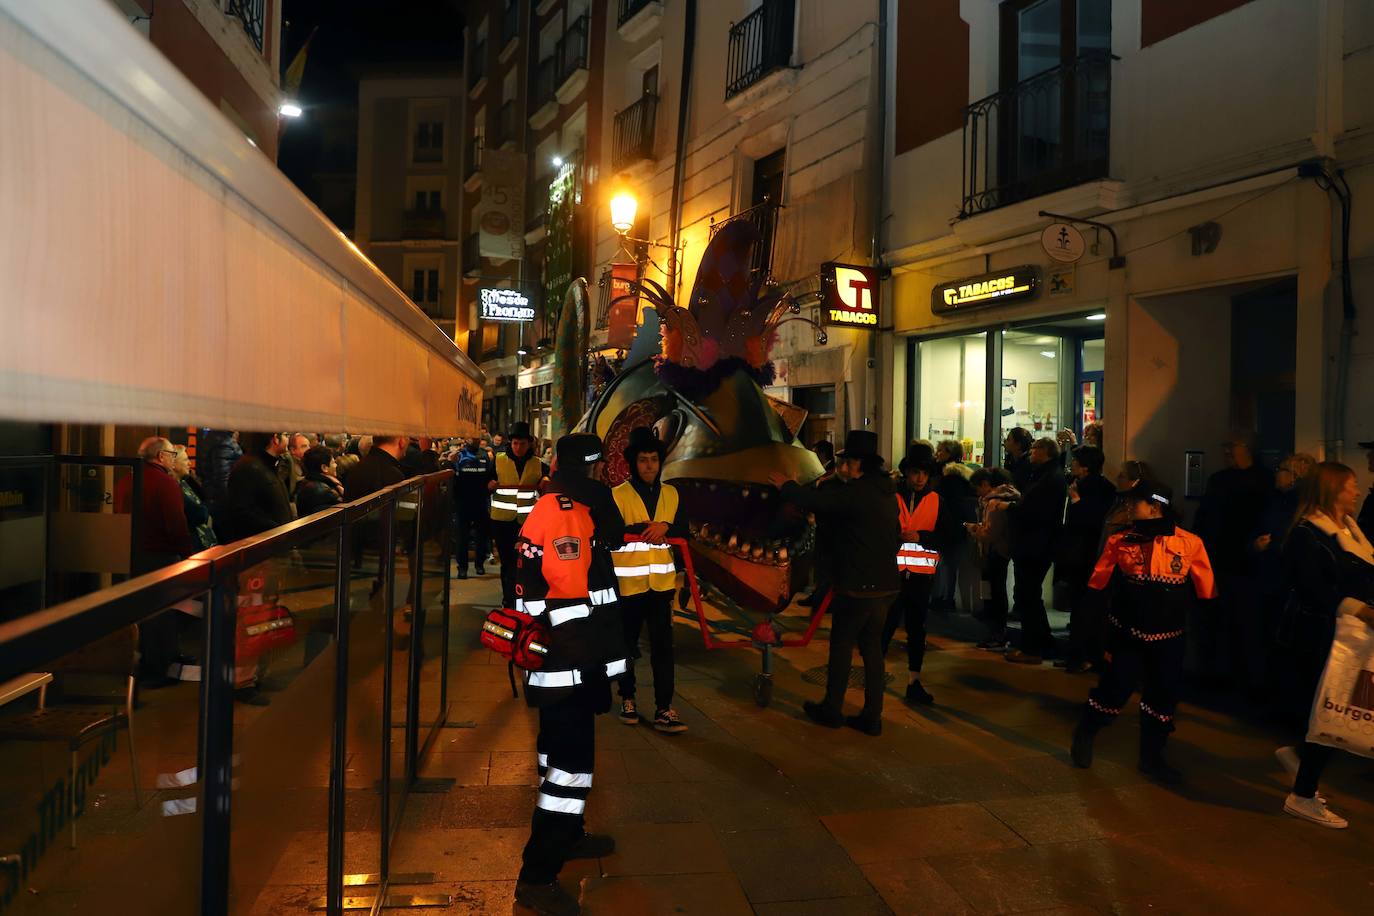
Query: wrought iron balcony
xmin=496 ymin=100 xmax=518 ymax=148
xmin=226 ymin=0 xmax=264 ymax=52
xmin=725 ymin=0 xmax=794 ymax=100
xmin=961 ymin=52 xmax=1112 ymax=218
xmin=532 ymin=55 xmax=557 ymax=111
xmin=709 ymin=196 xmax=780 ymax=281
xmin=501 ymin=0 xmax=519 ymax=47
xmin=612 ymin=94 xmax=658 ymax=172
xmin=469 ymin=39 xmax=488 ymax=89
xmin=557 ymin=14 xmax=590 ymax=87
xmin=619 ymin=0 xmax=655 ymax=26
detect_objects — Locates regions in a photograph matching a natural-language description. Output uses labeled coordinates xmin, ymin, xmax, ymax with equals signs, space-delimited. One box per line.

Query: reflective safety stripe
xmin=614 ymin=541 xmax=672 ymax=553
xmin=528 ymin=669 xmax=582 ymax=688
xmin=537 ymin=753 xmax=549 ymax=767
xmin=536 ymin=793 xmax=585 ymax=815
xmin=589 ymin=587 xmax=618 ymax=606
xmin=491 ymin=500 xmax=520 ymax=511
xmin=545 ymin=767 xmax=594 ymax=789
xmin=605 ymin=658 xmax=627 ymax=677
xmin=896 ymin=541 xmax=940 ymax=574
xmin=517 ymin=599 xmax=547 ymax=616
xmin=495 ymin=488 xmax=520 ymax=495
xmin=548 ymin=604 xmax=591 ymax=627
xmin=613 ymin=563 xmax=677 ymax=577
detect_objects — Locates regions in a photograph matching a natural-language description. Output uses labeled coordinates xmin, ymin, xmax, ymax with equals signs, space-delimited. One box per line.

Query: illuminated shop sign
xmin=932 ymin=266 xmax=1040 ymax=314
xmin=479 ymin=287 xmax=535 ymax=322
xmin=820 ymin=262 xmax=880 ymax=328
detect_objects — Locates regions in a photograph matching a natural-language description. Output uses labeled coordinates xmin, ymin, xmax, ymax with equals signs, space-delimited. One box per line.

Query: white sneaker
xmin=1284 ymin=792 xmax=1348 ymax=829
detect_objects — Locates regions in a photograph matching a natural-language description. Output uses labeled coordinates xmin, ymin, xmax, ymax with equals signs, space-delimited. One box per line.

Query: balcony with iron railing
xmin=529 ymin=55 xmax=559 ymax=128
xmin=708 ymin=196 xmax=781 ymax=281
xmin=961 ymin=52 xmax=1112 ymax=218
xmin=469 ymin=39 xmax=488 ymax=91
xmin=612 ymin=93 xmax=658 ymax=173
xmin=496 ymin=100 xmax=518 ymax=148
xmin=501 ymin=1 xmax=519 ymax=48
xmin=725 ymin=0 xmax=794 ymax=100
xmin=619 ymin=0 xmax=658 ymax=27
xmin=556 ymin=14 xmax=591 ymax=99
xmin=225 ymin=0 xmax=265 ymax=52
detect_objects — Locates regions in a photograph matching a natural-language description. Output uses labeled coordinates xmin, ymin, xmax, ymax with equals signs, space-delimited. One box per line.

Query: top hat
xmin=836 ymin=429 xmax=880 ymax=461
xmin=556 ymin=433 xmax=604 ymax=467
xmin=623 ymin=426 xmax=668 ymax=466
xmin=508 ymin=421 xmax=533 ymax=441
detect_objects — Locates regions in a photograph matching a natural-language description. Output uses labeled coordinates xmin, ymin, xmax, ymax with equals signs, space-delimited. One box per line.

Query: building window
xmin=414 ymin=189 xmax=442 ymax=212
xmin=914 ymin=333 xmax=988 ymax=461
xmin=414 ymin=120 xmax=444 ymax=163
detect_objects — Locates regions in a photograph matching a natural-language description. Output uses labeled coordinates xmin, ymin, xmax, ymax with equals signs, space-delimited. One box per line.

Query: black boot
xmin=904 ymin=679 xmax=935 ymax=705
xmin=514 ymin=879 xmax=580 ymax=916
xmin=1138 ymin=720 xmax=1182 ymax=784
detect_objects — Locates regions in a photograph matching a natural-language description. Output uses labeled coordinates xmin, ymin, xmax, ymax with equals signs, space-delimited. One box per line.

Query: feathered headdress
xmin=611 ymin=221 xmax=826 ymax=397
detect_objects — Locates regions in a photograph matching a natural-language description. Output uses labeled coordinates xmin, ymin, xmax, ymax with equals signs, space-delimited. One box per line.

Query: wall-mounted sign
xmin=477 ymin=148 xmax=526 ymax=260
xmin=1048 ymin=266 xmax=1075 ymax=297
xmin=479 ymin=287 xmax=535 ymax=322
xmin=1041 ymin=223 xmax=1086 ymax=263
xmin=820 ymin=262 xmax=880 ymax=328
xmin=932 ymin=266 xmax=1040 ymax=314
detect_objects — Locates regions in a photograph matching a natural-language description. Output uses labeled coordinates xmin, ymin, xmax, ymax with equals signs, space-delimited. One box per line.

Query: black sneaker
xmin=566 ymin=832 xmax=615 ymax=859
xmin=976 ymin=633 xmax=1009 ymax=651
xmin=453 ymin=568 xmax=468 ymax=580
xmin=904 ymin=681 xmax=935 ymax=706
xmin=653 ymin=708 xmax=688 ymax=734
xmin=618 ymin=698 xmax=639 ymax=725
xmin=514 ymin=879 xmax=580 ymax=916
xmin=1071 ymin=724 xmax=1095 ymax=768
xmin=845 ymin=714 xmax=882 ymax=736
xmin=802 ymin=700 xmax=844 ymax=728
xmin=475 ymin=565 xmax=486 ymax=576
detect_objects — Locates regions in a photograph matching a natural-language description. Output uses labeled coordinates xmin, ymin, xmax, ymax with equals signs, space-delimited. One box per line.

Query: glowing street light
xmin=279 ymin=101 xmax=303 ymax=118
xmin=610 ymin=192 xmax=638 ymax=234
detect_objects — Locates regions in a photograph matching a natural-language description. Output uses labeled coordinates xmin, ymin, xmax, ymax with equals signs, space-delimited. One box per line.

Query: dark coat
xmin=1195 ymin=464 xmax=1274 ymax=575
xmin=1282 ymin=519 xmax=1374 ymax=660
xmin=199 ymin=430 xmax=241 ymax=511
xmin=344 ymin=447 xmax=406 ymax=501
xmin=1360 ymin=486 xmax=1374 ymax=539
xmin=296 ymin=473 xmax=343 ymax=517
xmin=1005 ymin=453 xmax=1033 ymax=492
xmin=453 ymin=444 xmax=495 ymax=511
xmin=1008 ymin=460 xmax=1067 ymax=562
xmin=179 ymin=475 xmax=217 ymax=552
xmin=1058 ymin=472 xmax=1116 ymax=571
xmin=221 ymin=451 xmax=293 ymax=542
xmin=935 ymin=464 xmax=978 ymax=536
xmin=781 ymin=471 xmax=901 ymax=597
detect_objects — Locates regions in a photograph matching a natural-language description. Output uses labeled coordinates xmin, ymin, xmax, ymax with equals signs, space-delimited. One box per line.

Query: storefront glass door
xmin=914 ymin=333 xmax=987 ymax=463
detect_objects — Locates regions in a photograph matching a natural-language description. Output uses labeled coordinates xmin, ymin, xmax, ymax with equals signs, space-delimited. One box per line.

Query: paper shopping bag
xmin=1306 ymin=615 xmax=1374 ymax=759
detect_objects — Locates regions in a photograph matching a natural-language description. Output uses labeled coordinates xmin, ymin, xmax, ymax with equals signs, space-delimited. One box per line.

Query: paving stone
xmin=418 ymin=750 xmax=491 ymax=785
xmin=578 ymin=873 xmax=754 ymax=915
xmin=718 ymin=824 xmax=874 ymax=904
xmin=599 ymin=821 xmax=732 ymax=877
xmin=685 ymin=776 xmax=816 ymax=833
xmin=587 ymin=781 xmax=704 ymax=827
xmin=441 ymin=785 xmax=538 ymax=828
xmin=860 ymin=858 xmax=975 ymax=915
xmin=822 ymin=803 xmax=1026 ymax=864
xmin=488 ymin=750 xmax=539 ymax=786
xmin=753 ymin=894 xmax=895 ymax=915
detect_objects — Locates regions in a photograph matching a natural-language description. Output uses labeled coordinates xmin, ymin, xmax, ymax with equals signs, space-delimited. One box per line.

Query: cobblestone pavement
xmin=283 ymin=572 xmax=1374 ymax=915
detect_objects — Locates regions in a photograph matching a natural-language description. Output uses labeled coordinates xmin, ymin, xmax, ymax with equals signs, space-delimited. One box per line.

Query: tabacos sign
xmin=820 ymin=262 xmax=880 ymax=329
xmin=479 ymin=287 xmax=536 ymax=322
xmin=932 ymin=266 xmax=1040 ymax=314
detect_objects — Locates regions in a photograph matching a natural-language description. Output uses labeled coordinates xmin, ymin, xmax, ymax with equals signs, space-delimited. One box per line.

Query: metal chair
xmin=0 ymin=626 xmax=143 ymax=849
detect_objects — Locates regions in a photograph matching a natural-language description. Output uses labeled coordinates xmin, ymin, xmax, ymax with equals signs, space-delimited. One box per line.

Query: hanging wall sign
xmin=479 ymin=287 xmax=535 ymax=322
xmin=820 ymin=262 xmax=880 ymax=328
xmin=1041 ymin=223 xmax=1086 ymax=263
xmin=932 ymin=266 xmax=1040 ymax=314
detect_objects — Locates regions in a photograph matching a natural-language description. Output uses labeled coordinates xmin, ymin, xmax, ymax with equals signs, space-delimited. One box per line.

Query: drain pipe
xmin=667 ymin=0 xmax=697 ymax=302
xmin=865 ymin=0 xmax=889 ymax=431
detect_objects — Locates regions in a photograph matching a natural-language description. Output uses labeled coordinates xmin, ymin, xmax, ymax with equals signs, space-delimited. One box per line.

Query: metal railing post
xmin=326 ymin=520 xmax=351 ymax=916
xmin=199 ymin=569 xmax=238 ymax=916
xmin=377 ymin=500 xmax=396 ymax=880
xmin=405 ymin=486 xmax=424 ymax=786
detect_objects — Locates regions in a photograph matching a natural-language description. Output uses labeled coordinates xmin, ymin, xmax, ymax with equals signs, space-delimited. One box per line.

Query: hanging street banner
xmin=477 ymin=148 xmax=526 ymax=260
xmin=605 ymin=262 xmax=640 ymax=350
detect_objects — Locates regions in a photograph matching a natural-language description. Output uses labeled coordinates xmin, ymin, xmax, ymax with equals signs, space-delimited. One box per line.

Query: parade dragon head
xmin=582 ymin=221 xmax=829 ymax=613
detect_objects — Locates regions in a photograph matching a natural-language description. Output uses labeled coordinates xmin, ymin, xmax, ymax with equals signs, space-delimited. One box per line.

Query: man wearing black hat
xmin=1070 ymin=480 xmax=1216 ymax=783
xmin=1358 ymin=440 xmax=1374 ymax=536
xmin=490 ymin=421 xmax=548 ymax=608
xmin=769 ymin=430 xmax=902 ymax=735
xmin=514 ymin=433 xmax=625 ymax=916
xmin=610 ymin=427 xmax=690 ymax=733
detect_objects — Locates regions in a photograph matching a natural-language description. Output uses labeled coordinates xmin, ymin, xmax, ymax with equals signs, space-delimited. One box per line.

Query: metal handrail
xmin=725 ymin=0 xmax=794 ymax=99
xmin=557 ymin=14 xmax=590 ymax=86
xmin=612 ymin=93 xmax=658 ymax=172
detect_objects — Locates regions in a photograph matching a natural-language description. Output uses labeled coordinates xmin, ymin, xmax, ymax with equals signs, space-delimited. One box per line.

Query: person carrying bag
xmin=1276 ymin=461 xmax=1374 ymax=829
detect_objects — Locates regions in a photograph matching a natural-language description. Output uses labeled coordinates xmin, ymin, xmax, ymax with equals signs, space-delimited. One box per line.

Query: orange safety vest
xmin=895 ymin=490 xmax=940 ymax=574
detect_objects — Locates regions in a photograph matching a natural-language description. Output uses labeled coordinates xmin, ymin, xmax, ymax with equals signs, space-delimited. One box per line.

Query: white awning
xmin=0 ymin=1 xmax=483 ymax=436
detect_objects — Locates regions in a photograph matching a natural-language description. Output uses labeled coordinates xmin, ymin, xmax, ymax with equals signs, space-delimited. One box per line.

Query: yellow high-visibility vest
xmin=611 ymin=481 xmax=679 ymax=596
xmin=490 ymin=453 xmax=542 ymax=522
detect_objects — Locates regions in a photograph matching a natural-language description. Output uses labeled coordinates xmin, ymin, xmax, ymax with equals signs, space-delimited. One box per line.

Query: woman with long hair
xmin=1277 ymin=462 xmax=1374 ymax=828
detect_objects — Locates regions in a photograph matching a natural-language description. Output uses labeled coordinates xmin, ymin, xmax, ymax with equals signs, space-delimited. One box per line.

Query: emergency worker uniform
xmin=881 ymin=464 xmax=961 ymax=678
xmin=611 ymin=428 xmax=688 ymax=719
xmin=452 ymin=441 xmax=493 ymax=577
xmin=515 ymin=436 xmax=625 ymax=892
xmin=491 ymin=422 xmax=547 ymax=608
xmin=1073 ymin=483 xmax=1215 ymax=776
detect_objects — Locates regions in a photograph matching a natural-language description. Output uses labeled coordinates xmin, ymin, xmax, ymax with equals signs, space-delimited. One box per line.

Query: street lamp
xmin=610 ymin=192 xmax=638 ymax=235
xmin=279 ymin=101 xmax=303 ymax=118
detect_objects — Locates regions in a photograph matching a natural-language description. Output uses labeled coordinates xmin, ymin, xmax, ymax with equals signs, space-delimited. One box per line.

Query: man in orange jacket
xmin=1071 ymin=480 xmax=1216 ymax=783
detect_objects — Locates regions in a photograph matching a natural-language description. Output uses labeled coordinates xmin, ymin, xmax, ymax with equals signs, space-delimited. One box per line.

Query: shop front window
xmin=1001 ymin=329 xmax=1064 ymax=442
xmin=915 ymin=333 xmax=987 ymax=463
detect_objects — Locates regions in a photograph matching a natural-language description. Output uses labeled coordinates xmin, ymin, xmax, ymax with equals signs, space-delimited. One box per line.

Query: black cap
xmin=1125 ymin=479 xmax=1174 ymax=511
xmin=556 ymin=433 xmax=604 ymax=467
xmin=623 ymin=426 xmax=667 ymax=466
xmin=509 ymin=421 xmax=533 ymax=441
xmin=836 ymin=429 xmax=879 ymax=461
xmin=899 ymin=450 xmax=938 ymax=476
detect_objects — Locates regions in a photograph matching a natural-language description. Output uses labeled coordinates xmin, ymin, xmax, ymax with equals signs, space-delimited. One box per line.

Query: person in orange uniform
xmin=514 ymin=434 xmax=625 ymax=916
xmin=1071 ymin=480 xmax=1216 ymax=783
xmin=881 ymin=447 xmax=962 ymax=705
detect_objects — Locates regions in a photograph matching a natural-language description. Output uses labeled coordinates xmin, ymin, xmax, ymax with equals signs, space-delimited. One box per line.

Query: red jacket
xmin=113 ymin=461 xmax=195 ymax=561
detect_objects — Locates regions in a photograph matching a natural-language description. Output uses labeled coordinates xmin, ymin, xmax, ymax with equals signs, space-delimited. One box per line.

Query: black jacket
xmin=1008 ymin=460 xmax=1067 ymax=562
xmin=1360 ymin=487 xmax=1374 ymax=539
xmin=1058 ymin=472 xmax=1117 ymax=570
xmin=296 ymin=473 xmax=343 ymax=517
xmin=935 ymin=464 xmax=978 ymax=538
xmin=344 ymin=447 xmax=406 ymax=501
xmin=1006 ymin=453 xmax=1033 ymax=492
xmin=453 ymin=445 xmax=495 ymax=510
xmin=781 ymin=471 xmax=901 ymax=597
xmin=221 ymin=450 xmax=293 ymax=542
xmin=1195 ymin=464 xmax=1274 ymax=574
xmin=1282 ymin=519 xmax=1374 ymax=660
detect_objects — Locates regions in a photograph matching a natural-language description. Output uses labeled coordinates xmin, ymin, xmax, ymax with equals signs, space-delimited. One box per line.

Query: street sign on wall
xmin=477 ymin=148 xmax=526 ymax=260
xmin=478 ymin=287 xmax=535 ymax=322
xmin=820 ymin=262 xmax=880 ymax=328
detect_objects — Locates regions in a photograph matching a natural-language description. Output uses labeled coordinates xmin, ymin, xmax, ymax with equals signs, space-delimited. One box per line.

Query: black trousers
xmin=983 ymin=551 xmax=1010 ymax=633
xmin=1294 ymin=742 xmax=1335 ymax=798
xmin=136 ymin=552 xmax=182 ymax=679
xmin=1012 ymin=556 xmax=1054 ymax=655
xmin=1081 ymin=629 xmax=1186 ymax=761
xmin=453 ymin=505 xmax=490 ymax=572
xmin=617 ymin=589 xmax=675 ymax=711
xmin=1062 ymin=566 xmax=1102 ymax=667
xmin=520 ymin=685 xmax=599 ymax=884
xmin=492 ymin=519 xmax=520 ymax=607
xmin=822 ymin=593 xmax=889 ymax=719
xmin=881 ymin=573 xmax=933 ymax=673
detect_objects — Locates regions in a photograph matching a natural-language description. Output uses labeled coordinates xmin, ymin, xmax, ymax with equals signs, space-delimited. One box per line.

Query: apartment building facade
xmin=883 ymin=0 xmax=1374 ymax=506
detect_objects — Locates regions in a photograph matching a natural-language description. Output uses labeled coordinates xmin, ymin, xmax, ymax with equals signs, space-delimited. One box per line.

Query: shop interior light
xmin=517 ymin=346 xmax=529 ymax=356
xmin=279 ymin=101 xmax=303 ymax=118
xmin=1087 ymin=312 xmax=1107 ymax=320
xmin=1039 ymin=350 xmax=1057 ymax=358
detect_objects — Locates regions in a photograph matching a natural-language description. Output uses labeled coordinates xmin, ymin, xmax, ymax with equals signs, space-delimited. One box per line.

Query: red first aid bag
xmin=481 ymin=607 xmax=551 ymax=671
